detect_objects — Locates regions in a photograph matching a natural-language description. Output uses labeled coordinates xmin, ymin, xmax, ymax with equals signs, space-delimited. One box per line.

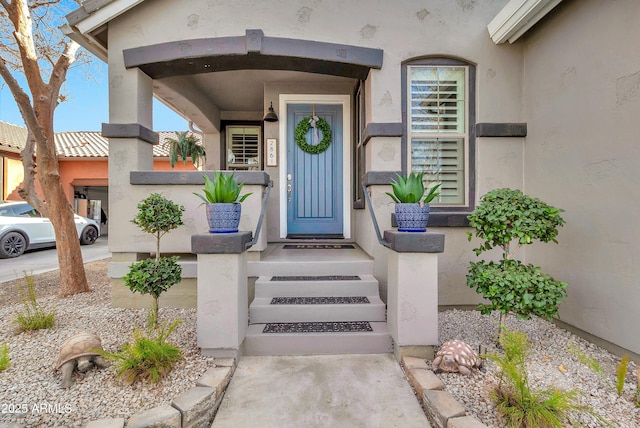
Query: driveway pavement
xmin=0 ymin=236 xmax=110 ymax=283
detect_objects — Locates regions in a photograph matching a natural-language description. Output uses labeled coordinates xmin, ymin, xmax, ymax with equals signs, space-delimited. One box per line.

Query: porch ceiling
xmin=154 ymin=69 xmax=355 ymax=119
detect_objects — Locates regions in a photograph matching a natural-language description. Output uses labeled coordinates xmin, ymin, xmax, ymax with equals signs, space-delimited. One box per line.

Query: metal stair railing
xmin=362 ymin=185 xmax=390 ymax=248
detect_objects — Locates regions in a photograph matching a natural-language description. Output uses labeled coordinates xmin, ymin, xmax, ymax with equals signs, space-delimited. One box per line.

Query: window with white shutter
xmin=226 ymin=126 xmax=261 ymax=170
xmin=407 ymin=65 xmax=468 ymax=205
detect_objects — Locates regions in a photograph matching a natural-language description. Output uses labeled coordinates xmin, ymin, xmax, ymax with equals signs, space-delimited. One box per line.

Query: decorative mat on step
xmin=270 ymin=296 xmax=370 ymax=305
xmin=270 ymin=275 xmax=361 ymax=281
xmin=282 ymin=244 xmax=355 ymax=250
xmin=263 ymin=321 xmax=373 ymax=333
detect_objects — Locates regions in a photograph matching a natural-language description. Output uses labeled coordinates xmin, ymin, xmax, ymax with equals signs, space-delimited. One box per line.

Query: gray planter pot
xmin=206 ymin=203 xmax=241 ymax=233
xmin=395 ymin=203 xmax=430 ymax=232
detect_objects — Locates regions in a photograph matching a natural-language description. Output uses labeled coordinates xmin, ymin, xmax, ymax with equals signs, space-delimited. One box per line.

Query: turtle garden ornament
xmin=55 ymin=332 xmax=109 ymax=388
xmin=432 ymin=339 xmax=482 ymax=376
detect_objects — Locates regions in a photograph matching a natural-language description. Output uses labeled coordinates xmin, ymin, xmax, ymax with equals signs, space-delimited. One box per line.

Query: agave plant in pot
xmin=386 ymin=172 xmax=441 ymax=232
xmin=193 ymin=172 xmax=252 ymax=233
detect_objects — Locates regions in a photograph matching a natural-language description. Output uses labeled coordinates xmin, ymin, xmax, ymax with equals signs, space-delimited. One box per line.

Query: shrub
xmin=466 ymin=188 xmax=567 ymax=341
xmin=101 ymin=320 xmax=182 ymax=384
xmin=0 ymin=343 xmax=9 ymax=371
xmin=125 ymin=194 xmax=184 ymax=326
xmin=14 ymin=272 xmax=55 ymax=332
xmin=489 ymin=327 xmax=594 ymax=427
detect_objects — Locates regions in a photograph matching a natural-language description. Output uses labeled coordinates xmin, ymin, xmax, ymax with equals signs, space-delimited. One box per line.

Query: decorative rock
xmin=423 ymin=390 xmax=466 ymax=428
xmin=406 ymin=367 xmax=445 ymax=396
xmin=171 ymin=386 xmax=216 ymax=427
xmin=0 ymin=424 xmax=24 ymax=428
xmin=85 ymin=418 xmax=125 ymax=428
xmin=126 ymin=404 xmax=181 ymax=428
xmin=447 ymin=415 xmax=489 ymax=428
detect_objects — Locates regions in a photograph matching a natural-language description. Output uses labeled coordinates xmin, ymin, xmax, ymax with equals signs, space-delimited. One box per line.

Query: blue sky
xmin=0 ymin=61 xmax=188 ymax=132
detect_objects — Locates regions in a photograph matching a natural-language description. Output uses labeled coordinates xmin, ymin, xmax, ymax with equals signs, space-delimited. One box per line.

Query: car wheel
xmin=0 ymin=231 xmax=27 ymax=258
xmin=80 ymin=226 xmax=98 ymax=245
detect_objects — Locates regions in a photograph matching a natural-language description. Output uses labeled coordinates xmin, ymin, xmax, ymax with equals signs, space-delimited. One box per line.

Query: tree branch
xmin=5 ymin=0 xmax=45 ymax=93
xmin=48 ymin=39 xmax=78 ymax=100
xmin=0 ymin=56 xmax=45 ymax=142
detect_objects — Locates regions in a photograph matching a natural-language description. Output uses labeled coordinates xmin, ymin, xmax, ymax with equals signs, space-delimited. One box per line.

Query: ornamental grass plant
xmin=0 ymin=343 xmax=9 ymax=371
xmin=489 ymin=327 xmax=601 ymax=428
xmin=14 ymin=272 xmax=55 ymax=332
xmin=101 ymin=319 xmax=182 ymax=384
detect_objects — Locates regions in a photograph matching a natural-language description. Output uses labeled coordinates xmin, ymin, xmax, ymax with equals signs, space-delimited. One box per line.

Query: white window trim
xmin=406 ymin=65 xmax=470 ymax=207
xmin=278 ymin=94 xmax=352 ymax=239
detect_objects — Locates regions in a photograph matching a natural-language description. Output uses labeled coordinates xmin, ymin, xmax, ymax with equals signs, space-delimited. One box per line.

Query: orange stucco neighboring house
xmin=0 ymin=120 xmax=201 ymax=231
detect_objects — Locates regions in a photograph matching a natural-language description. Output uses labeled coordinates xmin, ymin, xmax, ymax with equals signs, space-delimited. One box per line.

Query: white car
xmin=0 ymin=201 xmax=100 ymax=258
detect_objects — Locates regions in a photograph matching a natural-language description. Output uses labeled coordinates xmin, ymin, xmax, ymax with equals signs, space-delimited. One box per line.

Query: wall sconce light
xmin=263 ymin=101 xmax=279 ymax=122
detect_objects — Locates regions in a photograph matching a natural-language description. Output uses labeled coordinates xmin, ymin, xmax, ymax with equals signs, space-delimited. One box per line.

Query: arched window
xmin=402 ymin=57 xmax=476 ymax=215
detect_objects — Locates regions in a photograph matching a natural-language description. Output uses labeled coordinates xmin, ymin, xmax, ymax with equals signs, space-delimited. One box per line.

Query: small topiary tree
xmin=124 ymin=193 xmax=184 ymax=327
xmin=466 ymin=188 xmax=567 ymax=342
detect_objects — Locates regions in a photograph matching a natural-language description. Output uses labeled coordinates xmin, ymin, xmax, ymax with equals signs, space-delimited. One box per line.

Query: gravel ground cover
xmin=1 ymin=261 xmax=639 ymax=427
xmin=436 ymin=309 xmax=640 ymax=427
xmin=0 ymin=259 xmax=215 ymax=427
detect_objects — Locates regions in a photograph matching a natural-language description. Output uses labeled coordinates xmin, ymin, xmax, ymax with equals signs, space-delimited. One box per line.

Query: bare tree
xmin=0 ymin=0 xmax=91 ymax=296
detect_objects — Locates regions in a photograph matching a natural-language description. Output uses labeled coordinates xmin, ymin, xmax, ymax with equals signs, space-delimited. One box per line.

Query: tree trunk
xmin=498 ymin=312 xmax=508 ymax=345
xmin=34 ymin=98 xmax=90 ymax=296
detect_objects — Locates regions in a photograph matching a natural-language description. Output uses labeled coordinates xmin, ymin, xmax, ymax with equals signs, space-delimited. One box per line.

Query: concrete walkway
xmin=212 ymin=354 xmax=431 ymax=428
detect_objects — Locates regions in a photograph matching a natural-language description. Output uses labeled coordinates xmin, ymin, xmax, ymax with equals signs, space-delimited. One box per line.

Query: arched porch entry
xmin=121 ymin=30 xmax=382 ymax=240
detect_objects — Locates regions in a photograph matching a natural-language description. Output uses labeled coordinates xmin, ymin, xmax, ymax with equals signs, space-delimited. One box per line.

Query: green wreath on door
xmin=294 ymin=116 xmax=332 ymax=155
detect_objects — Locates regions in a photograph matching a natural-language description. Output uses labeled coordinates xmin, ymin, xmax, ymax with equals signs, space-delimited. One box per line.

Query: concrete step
xmin=249 ymin=295 xmax=386 ymax=323
xmin=254 ymin=275 xmax=380 ymax=298
xmin=248 ymin=259 xmax=374 ymax=277
xmin=243 ymin=322 xmax=393 ymax=356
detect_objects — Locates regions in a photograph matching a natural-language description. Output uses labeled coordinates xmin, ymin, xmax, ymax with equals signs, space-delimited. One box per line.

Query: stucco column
xmin=191 ymin=232 xmax=252 ymax=358
xmin=385 ymin=231 xmax=445 ymax=360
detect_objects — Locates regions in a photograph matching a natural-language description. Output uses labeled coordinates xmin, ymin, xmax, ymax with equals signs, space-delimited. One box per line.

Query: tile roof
xmin=0 ymin=121 xmax=28 ymax=154
xmin=0 ymin=121 xmax=200 ymax=158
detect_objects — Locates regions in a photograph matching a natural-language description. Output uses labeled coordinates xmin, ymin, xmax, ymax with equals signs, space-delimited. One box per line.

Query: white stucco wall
xmin=522 ymin=0 xmax=640 ymax=354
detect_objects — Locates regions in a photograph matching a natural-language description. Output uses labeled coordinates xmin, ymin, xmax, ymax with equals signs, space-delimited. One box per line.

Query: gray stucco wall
xmin=522 ymin=0 xmax=640 ymax=355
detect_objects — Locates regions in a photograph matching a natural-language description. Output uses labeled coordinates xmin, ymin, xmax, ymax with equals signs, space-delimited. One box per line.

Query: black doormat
xmin=270 ymin=275 xmax=361 ymax=281
xmin=270 ymin=296 xmax=370 ymax=305
xmin=283 ymin=244 xmax=355 ymax=250
xmin=263 ymin=321 xmax=373 ymax=333
xmin=286 ymin=234 xmax=344 ymax=240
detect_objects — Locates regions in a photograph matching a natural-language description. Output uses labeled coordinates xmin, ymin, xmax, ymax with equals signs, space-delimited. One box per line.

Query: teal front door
xmin=286 ymin=103 xmax=343 ymax=237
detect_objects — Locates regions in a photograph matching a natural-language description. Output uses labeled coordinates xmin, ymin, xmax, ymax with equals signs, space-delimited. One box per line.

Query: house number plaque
xmin=266 ymin=138 xmax=277 ymax=166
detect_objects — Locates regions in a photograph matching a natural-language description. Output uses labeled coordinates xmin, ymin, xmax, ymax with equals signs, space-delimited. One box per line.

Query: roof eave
xmin=487 ymin=0 xmax=565 ymax=44
xmin=63 ymin=0 xmax=146 ymax=58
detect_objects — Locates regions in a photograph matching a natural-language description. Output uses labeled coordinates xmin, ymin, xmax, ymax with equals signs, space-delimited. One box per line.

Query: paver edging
xmin=401 ymin=356 xmax=488 ymax=428
xmin=80 ymin=358 xmax=236 ymax=428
